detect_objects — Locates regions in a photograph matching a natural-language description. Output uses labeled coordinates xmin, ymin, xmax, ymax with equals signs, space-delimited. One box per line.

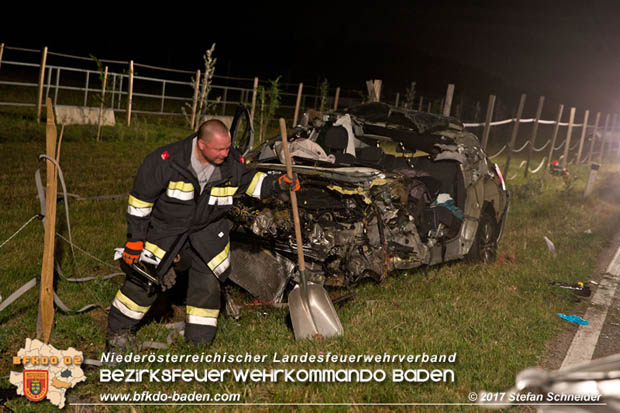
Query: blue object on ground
xmin=557 ymin=313 xmax=589 ymax=325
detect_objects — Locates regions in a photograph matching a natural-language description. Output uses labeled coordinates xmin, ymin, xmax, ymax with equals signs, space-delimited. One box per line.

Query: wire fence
xmin=462 ymin=106 xmax=619 ymax=179
xmin=1 ymin=43 xmax=619 ymax=179
xmin=460 ymin=109 xmax=617 ymax=188
xmin=0 ymin=44 xmax=362 ymax=122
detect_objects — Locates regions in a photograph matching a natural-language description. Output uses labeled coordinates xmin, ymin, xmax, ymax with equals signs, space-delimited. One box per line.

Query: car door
xmin=230 ymin=105 xmax=254 ymax=156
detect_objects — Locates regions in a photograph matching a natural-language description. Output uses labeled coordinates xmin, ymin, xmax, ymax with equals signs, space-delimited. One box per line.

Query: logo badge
xmin=23 ymin=370 xmax=48 ymax=402
xmin=161 ymin=151 xmax=170 ymax=160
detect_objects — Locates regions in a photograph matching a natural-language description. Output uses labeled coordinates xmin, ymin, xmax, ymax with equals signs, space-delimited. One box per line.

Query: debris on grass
xmin=544 ymin=236 xmax=556 ymax=253
xmin=497 ymin=253 xmax=517 ymax=265
xmin=224 ymin=291 xmax=241 ymax=320
xmin=551 ymin=281 xmax=591 ymax=297
xmin=332 ymin=292 xmax=357 ymax=305
xmin=557 ymin=313 xmax=589 ymax=325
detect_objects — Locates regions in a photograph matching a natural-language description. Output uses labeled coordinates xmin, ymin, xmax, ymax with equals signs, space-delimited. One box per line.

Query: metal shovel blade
xmin=278 ymin=118 xmax=343 ymax=340
xmin=288 ymin=275 xmax=344 ymax=340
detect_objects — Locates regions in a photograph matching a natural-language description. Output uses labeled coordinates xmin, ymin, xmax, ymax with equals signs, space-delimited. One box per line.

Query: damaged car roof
xmin=346 ymin=102 xmax=465 ymax=153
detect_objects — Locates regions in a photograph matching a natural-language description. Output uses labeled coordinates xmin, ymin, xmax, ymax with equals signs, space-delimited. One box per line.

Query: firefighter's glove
xmin=122 ymin=240 xmax=143 ymax=265
xmin=277 ymin=173 xmax=300 ymax=192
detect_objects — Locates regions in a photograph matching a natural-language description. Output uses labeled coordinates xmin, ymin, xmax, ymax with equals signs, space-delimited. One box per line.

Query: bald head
xmin=195 ymin=119 xmax=231 ymax=166
xmin=198 ymin=119 xmax=230 ymax=143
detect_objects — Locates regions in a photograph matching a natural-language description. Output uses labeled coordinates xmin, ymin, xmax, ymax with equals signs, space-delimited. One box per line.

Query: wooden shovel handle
xmin=279 ymin=118 xmax=305 ymax=271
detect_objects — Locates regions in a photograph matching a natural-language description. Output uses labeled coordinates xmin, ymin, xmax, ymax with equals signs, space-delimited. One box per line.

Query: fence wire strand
xmin=488 ymin=145 xmax=507 ymax=159
xmin=512 ymin=141 xmax=529 ymax=153
xmin=529 ymin=157 xmax=547 ymax=173
xmin=553 ymin=139 xmax=567 ymax=151
xmin=532 ymin=140 xmax=551 ymax=152
xmin=0 ymin=214 xmax=41 ymax=250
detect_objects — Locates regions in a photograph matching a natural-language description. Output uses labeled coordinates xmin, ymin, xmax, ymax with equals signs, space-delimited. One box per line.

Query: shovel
xmin=279 ymin=118 xmax=344 ymax=340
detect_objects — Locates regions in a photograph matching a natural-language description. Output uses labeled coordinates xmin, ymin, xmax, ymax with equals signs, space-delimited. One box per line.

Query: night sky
xmin=3 ymin=1 xmax=620 ymax=115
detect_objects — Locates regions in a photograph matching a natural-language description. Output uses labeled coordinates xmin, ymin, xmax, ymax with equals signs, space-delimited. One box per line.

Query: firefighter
xmin=107 ymin=119 xmax=299 ymax=349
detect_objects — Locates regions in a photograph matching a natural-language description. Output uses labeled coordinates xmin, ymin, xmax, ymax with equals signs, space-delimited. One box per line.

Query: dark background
xmin=3 ymin=1 xmax=620 ymax=117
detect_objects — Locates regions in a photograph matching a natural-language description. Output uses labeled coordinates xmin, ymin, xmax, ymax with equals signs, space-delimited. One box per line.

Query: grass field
xmin=1 ymin=111 xmax=620 ymax=412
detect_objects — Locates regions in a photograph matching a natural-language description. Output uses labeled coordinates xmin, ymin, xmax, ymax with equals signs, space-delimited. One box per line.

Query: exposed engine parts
xmin=229 ymin=176 xmax=442 ymax=287
xmin=228 ymin=102 xmax=509 ymax=302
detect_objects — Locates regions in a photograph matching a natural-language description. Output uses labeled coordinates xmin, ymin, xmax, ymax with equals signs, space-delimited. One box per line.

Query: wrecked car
xmin=226 ymin=102 xmax=509 ymax=302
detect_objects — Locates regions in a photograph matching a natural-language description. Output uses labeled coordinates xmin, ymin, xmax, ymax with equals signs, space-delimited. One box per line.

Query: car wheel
xmin=466 ymin=208 xmax=498 ymax=264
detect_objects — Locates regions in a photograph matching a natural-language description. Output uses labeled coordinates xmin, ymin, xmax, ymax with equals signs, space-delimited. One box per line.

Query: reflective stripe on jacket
xmin=126 ymin=134 xmax=276 ymax=278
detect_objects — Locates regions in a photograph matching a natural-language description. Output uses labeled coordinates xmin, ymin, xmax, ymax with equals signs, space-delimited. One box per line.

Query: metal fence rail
xmin=0 ymin=44 xmax=359 ymax=122
xmin=2 ymin=43 xmax=618 ymax=176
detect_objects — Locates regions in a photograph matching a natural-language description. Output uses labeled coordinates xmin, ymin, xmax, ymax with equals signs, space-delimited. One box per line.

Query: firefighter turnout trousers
xmin=107 ymin=245 xmax=221 ymax=346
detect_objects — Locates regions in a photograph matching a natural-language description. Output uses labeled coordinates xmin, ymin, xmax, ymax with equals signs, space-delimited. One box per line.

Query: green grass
xmin=1 ymin=113 xmax=620 ymax=412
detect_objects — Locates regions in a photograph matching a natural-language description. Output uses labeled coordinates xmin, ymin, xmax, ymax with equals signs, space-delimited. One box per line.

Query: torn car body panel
xmin=227 ymin=103 xmax=509 ymax=302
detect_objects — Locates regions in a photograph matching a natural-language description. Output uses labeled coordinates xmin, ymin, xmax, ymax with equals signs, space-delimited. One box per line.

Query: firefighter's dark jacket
xmin=126 ymin=133 xmax=276 ymax=279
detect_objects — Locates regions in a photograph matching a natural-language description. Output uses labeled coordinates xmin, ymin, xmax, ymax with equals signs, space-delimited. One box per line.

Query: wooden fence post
xmin=333 ymin=87 xmax=340 ymax=111
xmin=608 ymin=114 xmax=616 ymax=161
xmin=442 ymin=83 xmax=455 ymax=116
xmin=366 ymin=79 xmax=382 ymax=102
xmin=395 ymin=92 xmax=400 ymax=107
xmin=0 ymin=43 xmax=4 ymax=70
xmin=525 ymin=96 xmax=544 ymax=178
xmin=366 ymin=80 xmax=374 ymax=102
xmin=36 ymin=47 xmax=48 ymax=123
xmin=127 ymin=60 xmax=134 ymax=126
xmin=418 ymin=96 xmax=423 ymax=111
xmin=481 ymin=94 xmax=496 ymax=151
xmin=546 ymin=104 xmax=565 ymax=173
xmin=427 ymin=101 xmax=432 ymax=113
xmin=366 ymin=80 xmax=382 ymax=102
xmin=599 ymin=114 xmax=610 ymax=163
xmin=609 ymin=113 xmax=620 ymax=158
xmin=575 ymin=110 xmax=590 ymax=164
xmin=250 ymin=76 xmax=258 ymax=125
xmin=96 ymin=66 xmax=108 ymax=142
xmin=37 ymin=98 xmax=58 ymax=343
xmin=561 ymin=107 xmax=576 ymax=168
xmin=503 ymin=93 xmax=526 ymax=177
xmin=608 ymin=114 xmax=616 ymax=159
xmin=293 ymin=82 xmax=303 ymax=127
xmin=616 ymin=114 xmax=620 ymax=158
xmin=587 ymin=112 xmax=601 ymax=163
xmin=612 ymin=114 xmax=618 ymax=158
xmin=190 ymin=69 xmax=201 ymax=130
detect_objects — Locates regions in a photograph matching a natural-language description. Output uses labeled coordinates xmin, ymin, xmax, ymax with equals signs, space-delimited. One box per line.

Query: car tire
xmin=466 ymin=208 xmax=498 ymax=264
